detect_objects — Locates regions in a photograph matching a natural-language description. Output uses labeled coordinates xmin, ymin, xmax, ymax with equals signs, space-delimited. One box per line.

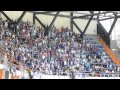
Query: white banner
xmin=74 ymin=77 xmax=120 ymax=79
xmin=40 ymin=74 xmax=70 ymax=79
xmin=85 ymin=77 xmax=120 ymax=79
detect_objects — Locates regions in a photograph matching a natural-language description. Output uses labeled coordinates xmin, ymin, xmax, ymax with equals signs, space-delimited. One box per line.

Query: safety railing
xmin=2 ymin=61 xmax=120 ymax=79
xmin=73 ymin=72 xmax=120 ymax=79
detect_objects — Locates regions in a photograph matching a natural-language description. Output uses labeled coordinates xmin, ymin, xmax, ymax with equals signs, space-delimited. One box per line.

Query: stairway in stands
xmin=84 ymin=34 xmax=120 ymax=66
xmin=99 ymin=38 xmax=120 ymax=65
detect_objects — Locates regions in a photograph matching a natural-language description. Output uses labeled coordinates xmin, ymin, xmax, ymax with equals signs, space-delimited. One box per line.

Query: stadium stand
xmin=0 ymin=19 xmax=120 ymax=79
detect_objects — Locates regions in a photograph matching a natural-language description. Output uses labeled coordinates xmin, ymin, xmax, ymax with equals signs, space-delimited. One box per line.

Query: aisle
xmin=84 ymin=34 xmax=120 ymax=66
xmin=99 ymin=38 xmax=120 ymax=65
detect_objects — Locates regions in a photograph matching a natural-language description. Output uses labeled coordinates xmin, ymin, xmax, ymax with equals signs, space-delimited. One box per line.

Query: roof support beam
xmin=72 ymin=20 xmax=82 ymax=33
xmin=99 ymin=15 xmax=120 ymax=21
xmin=70 ymin=13 xmax=73 ymax=31
xmin=34 ymin=11 xmax=56 ymax=14
xmin=108 ymin=15 xmax=118 ymax=37
xmin=16 ymin=11 xmax=26 ymax=25
xmin=34 ymin=15 xmax=46 ymax=30
xmin=44 ymin=11 xmax=60 ymax=36
xmin=33 ymin=13 xmax=35 ymax=25
xmin=48 ymin=11 xmax=60 ymax=31
xmin=38 ymin=13 xmax=70 ymax=18
xmin=44 ymin=13 xmax=97 ymax=20
xmin=89 ymin=11 xmax=94 ymax=14
xmin=33 ymin=12 xmax=97 ymax=20
xmin=73 ymin=11 xmax=112 ymax=19
xmin=0 ymin=11 xmax=13 ymax=22
xmin=97 ymin=11 xmax=100 ymax=22
xmin=81 ymin=15 xmax=94 ymax=38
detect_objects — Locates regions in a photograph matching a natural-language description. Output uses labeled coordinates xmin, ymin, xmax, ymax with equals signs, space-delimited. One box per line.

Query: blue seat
xmin=98 ymin=48 xmax=104 ymax=52
xmin=98 ymin=45 xmax=103 ymax=48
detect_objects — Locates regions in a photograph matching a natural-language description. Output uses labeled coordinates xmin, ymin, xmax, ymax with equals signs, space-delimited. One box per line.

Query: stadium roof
xmin=28 ymin=11 xmax=120 ymax=21
xmin=0 ymin=11 xmax=119 ymax=47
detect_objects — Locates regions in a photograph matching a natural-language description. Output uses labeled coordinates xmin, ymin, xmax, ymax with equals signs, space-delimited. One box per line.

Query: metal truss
xmin=16 ymin=11 xmax=26 ymax=25
xmin=1 ymin=11 xmax=120 ymax=38
xmin=72 ymin=20 xmax=82 ymax=34
xmin=34 ymin=15 xmax=47 ymax=30
xmin=2 ymin=11 xmax=120 ymax=22
xmin=0 ymin=11 xmax=13 ymax=22
xmin=0 ymin=11 xmax=26 ymax=25
xmin=33 ymin=11 xmax=60 ymax=35
xmin=1 ymin=11 xmax=120 ymax=46
xmin=47 ymin=11 xmax=60 ymax=31
xmin=108 ymin=13 xmax=118 ymax=37
xmin=70 ymin=13 xmax=73 ymax=31
xmin=81 ymin=14 xmax=94 ymax=38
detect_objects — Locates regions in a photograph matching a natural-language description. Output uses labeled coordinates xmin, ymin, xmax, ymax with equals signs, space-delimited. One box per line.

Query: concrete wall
xmin=1 ymin=11 xmax=33 ymax=23
xmin=73 ymin=19 xmax=97 ymax=34
xmin=35 ymin=14 xmax=70 ymax=29
xmin=1 ymin=11 xmax=97 ymax=35
xmin=35 ymin=14 xmax=97 ymax=35
xmin=117 ymin=35 xmax=120 ymax=48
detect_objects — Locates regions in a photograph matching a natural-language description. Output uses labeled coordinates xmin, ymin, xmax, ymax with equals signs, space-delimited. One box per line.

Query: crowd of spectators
xmin=0 ymin=19 xmax=120 ymax=79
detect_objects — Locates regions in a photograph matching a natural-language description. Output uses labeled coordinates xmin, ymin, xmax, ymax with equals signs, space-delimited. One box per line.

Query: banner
xmin=40 ymin=75 xmax=70 ymax=79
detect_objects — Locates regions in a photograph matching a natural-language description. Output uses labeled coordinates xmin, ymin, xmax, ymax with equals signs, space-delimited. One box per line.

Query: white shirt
xmin=64 ymin=61 xmax=66 ymax=66
xmin=17 ymin=25 xmax=19 ymax=29
xmin=16 ymin=70 xmax=21 ymax=77
xmin=23 ymin=57 xmax=27 ymax=62
xmin=31 ymin=71 xmax=33 ymax=76
xmin=3 ymin=54 xmax=8 ymax=70
xmin=4 ymin=42 xmax=8 ymax=47
xmin=23 ymin=70 xmax=30 ymax=79
xmin=12 ymin=35 xmax=15 ymax=38
xmin=49 ymin=70 xmax=52 ymax=75
xmin=42 ymin=55 xmax=45 ymax=60
xmin=11 ymin=51 xmax=14 ymax=56
xmin=23 ymin=29 xmax=25 ymax=33
xmin=5 ymin=22 xmax=8 ymax=28
xmin=71 ymin=50 xmax=75 ymax=54
xmin=76 ymin=62 xmax=79 ymax=67
xmin=83 ymin=58 xmax=86 ymax=63
xmin=105 ymin=70 xmax=109 ymax=73
xmin=33 ymin=72 xmax=41 ymax=79
xmin=75 ymin=74 xmax=79 ymax=79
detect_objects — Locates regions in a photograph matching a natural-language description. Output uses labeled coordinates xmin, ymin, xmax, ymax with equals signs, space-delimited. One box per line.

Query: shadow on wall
xmin=117 ymin=35 xmax=120 ymax=49
xmin=110 ymin=38 xmax=120 ymax=58
xmin=110 ymin=40 xmax=118 ymax=49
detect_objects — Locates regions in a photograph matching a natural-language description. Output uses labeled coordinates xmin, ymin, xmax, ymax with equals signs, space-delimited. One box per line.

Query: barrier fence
xmin=1 ymin=62 xmax=120 ymax=79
